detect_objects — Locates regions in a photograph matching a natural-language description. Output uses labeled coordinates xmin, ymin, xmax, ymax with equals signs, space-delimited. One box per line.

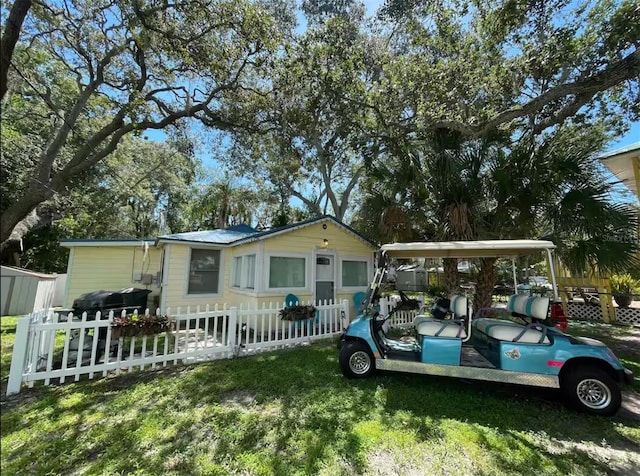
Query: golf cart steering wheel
xmin=398 ymin=290 xmax=411 ymax=304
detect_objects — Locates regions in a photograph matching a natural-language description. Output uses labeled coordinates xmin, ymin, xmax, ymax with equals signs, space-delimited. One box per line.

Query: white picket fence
xmin=380 ymin=296 xmax=421 ymax=328
xmin=7 ymin=299 xmax=350 ymax=396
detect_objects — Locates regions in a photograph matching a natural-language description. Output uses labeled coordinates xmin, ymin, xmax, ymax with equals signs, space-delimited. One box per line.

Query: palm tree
xmin=190 ymin=179 xmax=256 ymax=230
xmin=356 ymin=124 xmax=639 ymax=311
xmin=475 ymin=127 xmax=639 ymax=308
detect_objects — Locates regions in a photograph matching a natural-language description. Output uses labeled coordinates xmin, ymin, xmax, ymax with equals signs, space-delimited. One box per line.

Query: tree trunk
xmin=443 ymin=258 xmax=459 ymax=294
xmin=474 ymin=258 xmax=497 ymax=313
xmin=1 ymin=0 xmax=32 ymax=100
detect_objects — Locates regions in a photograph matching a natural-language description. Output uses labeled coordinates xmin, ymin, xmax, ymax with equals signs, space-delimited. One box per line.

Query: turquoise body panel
xmin=475 ymin=329 xmax=624 ymax=374
xmin=421 ymin=336 xmax=461 ymax=365
xmin=344 ymin=315 xmax=380 ymax=355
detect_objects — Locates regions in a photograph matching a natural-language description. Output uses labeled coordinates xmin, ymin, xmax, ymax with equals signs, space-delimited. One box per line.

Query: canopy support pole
xmin=546 ymin=248 xmax=559 ymax=301
xmin=511 ymin=259 xmax=518 ymax=291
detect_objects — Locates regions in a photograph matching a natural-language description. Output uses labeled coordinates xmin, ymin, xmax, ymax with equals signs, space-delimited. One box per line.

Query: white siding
xmin=1 ymin=275 xmax=56 ymax=316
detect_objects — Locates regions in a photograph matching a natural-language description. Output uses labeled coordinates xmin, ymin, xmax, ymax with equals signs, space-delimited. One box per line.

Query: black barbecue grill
xmin=72 ymin=288 xmax=152 ymax=320
xmin=72 ymin=288 xmax=152 ymax=340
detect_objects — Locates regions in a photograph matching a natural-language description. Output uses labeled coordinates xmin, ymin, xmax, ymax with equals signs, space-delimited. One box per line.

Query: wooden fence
xmin=7 ymin=299 xmax=351 ymax=396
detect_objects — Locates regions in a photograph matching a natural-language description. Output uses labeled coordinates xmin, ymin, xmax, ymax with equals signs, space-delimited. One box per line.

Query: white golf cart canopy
xmin=380 ymin=239 xmax=559 ymax=300
xmin=381 ymin=240 xmax=556 ymax=259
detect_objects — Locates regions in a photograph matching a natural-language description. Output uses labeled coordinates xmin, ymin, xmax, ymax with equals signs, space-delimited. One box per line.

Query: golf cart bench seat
xmin=417 ymin=320 xmax=467 ymax=338
xmin=413 ymin=294 xmax=468 ymax=327
xmin=486 ymin=323 xmax=550 ymax=344
xmin=474 ymin=295 xmax=551 ymax=344
xmin=415 ymin=294 xmax=468 ymax=339
xmin=507 ymin=294 xmax=550 ymax=321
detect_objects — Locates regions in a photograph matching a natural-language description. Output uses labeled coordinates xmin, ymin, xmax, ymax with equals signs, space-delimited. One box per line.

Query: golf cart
xmin=338 ymin=240 xmax=634 ymax=416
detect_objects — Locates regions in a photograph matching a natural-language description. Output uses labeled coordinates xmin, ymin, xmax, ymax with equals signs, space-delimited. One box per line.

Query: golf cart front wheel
xmin=561 ymin=366 xmax=621 ymax=416
xmin=340 ymin=341 xmax=375 ymax=379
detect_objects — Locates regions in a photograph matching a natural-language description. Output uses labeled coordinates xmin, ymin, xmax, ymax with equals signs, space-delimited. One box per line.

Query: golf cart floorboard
xmin=460 ymin=346 xmax=496 ymax=369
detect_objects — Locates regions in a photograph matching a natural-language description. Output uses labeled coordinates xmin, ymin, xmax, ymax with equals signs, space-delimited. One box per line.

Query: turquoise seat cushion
xmin=474 ymin=318 xmax=521 ymax=334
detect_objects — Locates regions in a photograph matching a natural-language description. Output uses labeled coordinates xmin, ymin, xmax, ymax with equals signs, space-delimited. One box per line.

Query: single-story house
xmin=60 ymin=215 xmax=378 ymax=318
xmin=1 ymin=266 xmax=57 ymax=316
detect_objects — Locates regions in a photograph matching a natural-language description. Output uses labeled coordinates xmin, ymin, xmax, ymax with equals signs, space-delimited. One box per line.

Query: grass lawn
xmin=1 ymin=316 xmax=19 ymax=385
xmin=1 ymin=317 xmax=639 ymax=475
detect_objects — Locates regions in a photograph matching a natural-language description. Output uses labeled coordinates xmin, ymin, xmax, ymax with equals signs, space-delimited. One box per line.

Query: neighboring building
xmin=1 ymin=266 xmax=57 ymax=316
xmin=598 ymin=141 xmax=640 ymax=201
xmin=60 ymin=216 xmax=378 ymax=318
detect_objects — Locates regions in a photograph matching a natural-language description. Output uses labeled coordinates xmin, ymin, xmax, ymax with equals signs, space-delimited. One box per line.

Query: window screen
xmin=342 ymin=260 xmax=368 ymax=287
xmin=188 ymin=249 xmax=220 ymax=294
xmin=269 ymin=257 xmax=305 ymax=288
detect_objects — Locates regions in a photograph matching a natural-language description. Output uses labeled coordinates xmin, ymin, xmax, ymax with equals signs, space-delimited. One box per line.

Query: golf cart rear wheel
xmin=340 ymin=341 xmax=375 ymax=379
xmin=561 ymin=366 xmax=621 ymax=416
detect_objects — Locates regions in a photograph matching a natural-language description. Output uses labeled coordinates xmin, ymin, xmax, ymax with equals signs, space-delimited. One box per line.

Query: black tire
xmin=339 ymin=341 xmax=375 ymax=379
xmin=561 ymin=366 xmax=622 ymax=416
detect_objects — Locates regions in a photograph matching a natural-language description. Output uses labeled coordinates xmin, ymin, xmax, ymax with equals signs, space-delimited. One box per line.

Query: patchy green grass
xmin=1 ymin=320 xmax=639 ymax=475
xmin=567 ymin=321 xmax=640 ymax=393
xmin=1 ymin=316 xmax=20 ymax=384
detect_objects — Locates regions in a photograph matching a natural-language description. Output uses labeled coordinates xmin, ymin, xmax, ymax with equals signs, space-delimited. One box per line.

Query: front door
xmin=315 ymin=254 xmax=335 ymax=304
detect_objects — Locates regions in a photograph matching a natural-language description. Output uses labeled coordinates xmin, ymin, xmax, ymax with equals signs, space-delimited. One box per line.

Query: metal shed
xmin=1 ymin=266 xmax=57 ymax=316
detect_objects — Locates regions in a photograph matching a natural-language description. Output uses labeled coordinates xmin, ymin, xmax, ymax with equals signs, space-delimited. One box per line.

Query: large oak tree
xmin=0 ymin=0 xmax=286 ymax=249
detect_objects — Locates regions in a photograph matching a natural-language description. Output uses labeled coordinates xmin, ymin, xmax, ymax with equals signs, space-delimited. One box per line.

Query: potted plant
xmin=609 ymin=274 xmax=638 ymax=308
xmin=111 ymin=313 xmax=172 ymax=338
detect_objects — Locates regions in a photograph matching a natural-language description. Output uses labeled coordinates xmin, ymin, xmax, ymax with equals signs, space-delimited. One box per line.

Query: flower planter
xmin=613 ymin=293 xmax=632 ymax=308
xmin=111 ymin=315 xmax=172 ymax=339
xmin=279 ymin=305 xmax=317 ymax=322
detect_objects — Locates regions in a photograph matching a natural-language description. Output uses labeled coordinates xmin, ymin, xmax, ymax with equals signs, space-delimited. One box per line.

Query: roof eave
xmin=155 ymin=237 xmax=233 ymax=247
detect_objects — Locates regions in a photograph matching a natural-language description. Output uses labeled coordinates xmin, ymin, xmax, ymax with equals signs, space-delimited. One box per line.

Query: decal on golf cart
xmin=504 ymin=348 xmax=521 ymax=360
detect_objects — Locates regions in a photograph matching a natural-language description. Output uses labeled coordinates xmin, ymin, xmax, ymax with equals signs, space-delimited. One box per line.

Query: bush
xmin=425 ymin=285 xmax=447 ymax=296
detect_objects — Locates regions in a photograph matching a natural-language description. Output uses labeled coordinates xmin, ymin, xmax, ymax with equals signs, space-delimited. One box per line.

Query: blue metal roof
xmin=226 ymin=224 xmax=258 ymax=233
xmin=158 ymin=227 xmax=258 ymax=245
xmin=63 ymin=217 xmax=376 ymax=248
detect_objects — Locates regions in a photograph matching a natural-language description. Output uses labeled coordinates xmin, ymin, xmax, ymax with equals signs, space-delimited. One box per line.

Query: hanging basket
xmin=279 ymin=305 xmax=317 ymax=322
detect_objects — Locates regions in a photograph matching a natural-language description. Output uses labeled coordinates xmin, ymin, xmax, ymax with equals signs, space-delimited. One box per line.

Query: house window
xmin=245 ymin=254 xmax=256 ymax=289
xmin=232 ymin=256 xmax=242 ymax=287
xmin=188 ymin=249 xmax=221 ymax=294
xmin=232 ymin=254 xmax=256 ymax=289
xmin=342 ymin=260 xmax=368 ymax=287
xmin=269 ymin=256 xmax=305 ymax=288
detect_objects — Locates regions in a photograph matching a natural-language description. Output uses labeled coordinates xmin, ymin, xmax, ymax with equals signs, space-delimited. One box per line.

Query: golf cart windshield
xmin=360 ymin=239 xmax=558 ymax=315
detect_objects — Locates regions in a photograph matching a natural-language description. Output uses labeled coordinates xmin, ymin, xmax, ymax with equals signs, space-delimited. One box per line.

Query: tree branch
xmin=434 ymin=48 xmax=640 ymax=137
